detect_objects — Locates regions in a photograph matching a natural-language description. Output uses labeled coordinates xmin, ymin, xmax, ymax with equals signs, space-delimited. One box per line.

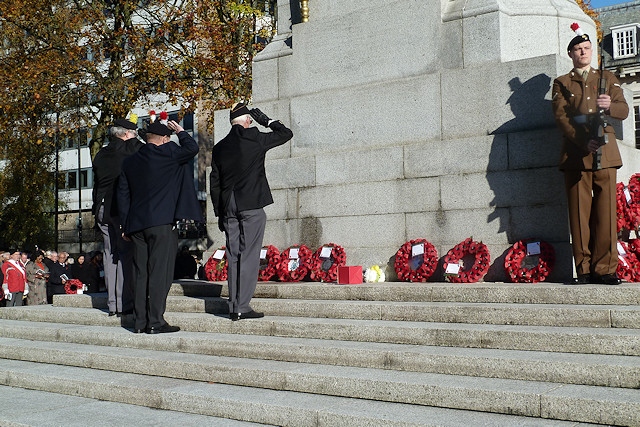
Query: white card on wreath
xmin=289 ymin=248 xmax=299 ymax=259
xmin=213 ymin=249 xmax=225 ymax=260
xmin=445 ymin=263 xmax=460 ymax=275
xmin=526 ymin=242 xmax=541 ymax=256
xmin=624 ymin=187 xmax=632 ymax=203
xmin=411 ymin=244 xmax=424 ymax=257
xmin=320 ymin=246 xmax=332 ymax=258
xmin=260 ymin=248 xmax=268 ymax=259
xmin=617 ymin=242 xmax=626 ymax=256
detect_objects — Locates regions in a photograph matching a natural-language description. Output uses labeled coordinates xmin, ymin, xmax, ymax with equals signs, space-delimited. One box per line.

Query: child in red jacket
xmin=2 ymin=250 xmax=28 ymax=307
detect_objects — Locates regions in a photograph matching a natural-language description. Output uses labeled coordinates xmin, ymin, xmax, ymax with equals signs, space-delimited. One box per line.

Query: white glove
xmin=3 ymin=287 xmax=9 ymax=298
xmin=23 ymin=283 xmax=29 ymax=296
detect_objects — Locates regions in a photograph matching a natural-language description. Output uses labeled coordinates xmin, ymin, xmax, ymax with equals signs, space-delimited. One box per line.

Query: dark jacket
xmin=92 ymin=136 xmax=143 ymax=225
xmin=71 ymin=261 xmax=100 ymax=292
xmin=117 ymin=131 xmax=202 ymax=235
xmin=210 ymin=121 xmax=293 ymax=229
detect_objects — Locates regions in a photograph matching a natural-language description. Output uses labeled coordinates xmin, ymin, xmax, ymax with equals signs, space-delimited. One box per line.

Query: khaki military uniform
xmin=552 ymin=68 xmax=629 ymax=277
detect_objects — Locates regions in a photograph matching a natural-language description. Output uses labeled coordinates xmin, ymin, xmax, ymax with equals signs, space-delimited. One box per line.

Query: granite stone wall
xmin=207 ymin=0 xmax=639 ymax=282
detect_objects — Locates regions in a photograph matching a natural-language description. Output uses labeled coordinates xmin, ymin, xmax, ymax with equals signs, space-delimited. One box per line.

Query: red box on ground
xmin=337 ymin=266 xmax=363 ymax=284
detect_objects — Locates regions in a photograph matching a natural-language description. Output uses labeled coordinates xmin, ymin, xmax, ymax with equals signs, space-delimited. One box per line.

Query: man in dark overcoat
xmin=552 ymin=25 xmax=629 ymax=285
xmin=92 ymin=118 xmax=142 ymax=315
xmin=210 ymin=103 xmax=293 ymax=320
xmin=118 ymin=120 xmax=202 ymax=333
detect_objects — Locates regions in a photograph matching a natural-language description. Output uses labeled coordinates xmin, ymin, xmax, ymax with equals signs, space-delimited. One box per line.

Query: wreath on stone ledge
xmin=277 ymin=244 xmax=312 ymax=282
xmin=616 ymin=182 xmax=640 ymax=233
xmin=617 ymin=240 xmax=640 ymax=283
xmin=204 ymin=247 xmax=228 ymax=282
xmin=64 ymin=279 xmax=84 ymax=294
xmin=394 ymin=238 xmax=438 ymax=282
xmin=309 ymin=243 xmax=347 ymax=282
xmin=504 ymin=239 xmax=555 ymax=283
xmin=258 ymin=245 xmax=281 ymax=281
xmin=443 ymin=238 xmax=490 ymax=283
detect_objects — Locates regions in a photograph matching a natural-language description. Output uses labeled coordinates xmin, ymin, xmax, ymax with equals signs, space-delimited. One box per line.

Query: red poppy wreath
xmin=258 ymin=245 xmax=281 ymax=281
xmin=616 ymin=182 xmax=640 ymax=233
xmin=204 ymin=247 xmax=228 ymax=281
xmin=393 ymin=238 xmax=438 ymax=282
xmin=277 ymin=244 xmax=312 ymax=282
xmin=64 ymin=278 xmax=84 ymax=294
xmin=443 ymin=238 xmax=491 ymax=283
xmin=628 ymin=173 xmax=640 ymax=205
xmin=309 ymin=243 xmax=347 ymax=282
xmin=617 ymin=240 xmax=640 ymax=283
xmin=504 ymin=240 xmax=555 ymax=283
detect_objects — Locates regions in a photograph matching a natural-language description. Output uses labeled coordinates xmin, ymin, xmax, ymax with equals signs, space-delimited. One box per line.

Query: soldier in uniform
xmin=552 ymin=24 xmax=629 ymax=285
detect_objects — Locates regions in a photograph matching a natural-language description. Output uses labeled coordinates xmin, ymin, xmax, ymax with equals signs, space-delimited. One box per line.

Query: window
xmin=62 ymin=128 xmax=91 ymax=150
xmin=61 ymin=168 xmax=92 ymax=190
xmin=611 ymin=24 xmax=639 ymax=59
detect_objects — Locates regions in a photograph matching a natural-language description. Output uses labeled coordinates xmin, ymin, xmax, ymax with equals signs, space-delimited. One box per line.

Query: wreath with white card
xmin=204 ymin=246 xmax=228 ymax=281
xmin=504 ymin=239 xmax=555 ymax=283
xmin=393 ymin=239 xmax=438 ymax=282
xmin=309 ymin=243 xmax=347 ymax=282
xmin=277 ymin=244 xmax=312 ymax=282
xmin=258 ymin=245 xmax=281 ymax=281
xmin=443 ymin=238 xmax=490 ymax=283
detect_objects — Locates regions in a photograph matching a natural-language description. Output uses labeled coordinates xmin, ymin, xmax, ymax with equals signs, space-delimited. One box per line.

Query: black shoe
xmin=238 ymin=310 xmax=264 ymax=320
xmin=566 ymin=274 xmax=590 ymax=285
xmin=146 ymin=324 xmax=180 ymax=334
xmin=108 ymin=311 xmax=117 ymax=316
xmin=230 ymin=313 xmax=239 ymax=321
xmin=595 ymin=274 xmax=621 ymax=286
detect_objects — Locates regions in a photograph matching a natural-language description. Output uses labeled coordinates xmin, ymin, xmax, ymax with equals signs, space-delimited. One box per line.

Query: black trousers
xmin=131 ymin=224 xmax=178 ymax=330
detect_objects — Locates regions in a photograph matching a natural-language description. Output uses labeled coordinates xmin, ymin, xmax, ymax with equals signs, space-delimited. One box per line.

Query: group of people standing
xmin=1 ymin=249 xmax=104 ymax=307
xmin=90 ymin=103 xmax=292 ymax=334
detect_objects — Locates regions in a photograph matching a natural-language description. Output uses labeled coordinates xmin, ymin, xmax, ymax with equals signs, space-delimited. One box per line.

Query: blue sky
xmin=590 ymin=0 xmax=632 ymax=7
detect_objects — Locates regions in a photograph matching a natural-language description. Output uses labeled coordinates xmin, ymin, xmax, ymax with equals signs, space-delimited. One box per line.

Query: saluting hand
xmin=166 ymin=120 xmax=184 ymax=133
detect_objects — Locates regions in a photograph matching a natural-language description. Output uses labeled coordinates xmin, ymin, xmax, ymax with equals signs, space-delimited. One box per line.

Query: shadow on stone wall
xmin=485 ymin=73 xmax=570 ymax=281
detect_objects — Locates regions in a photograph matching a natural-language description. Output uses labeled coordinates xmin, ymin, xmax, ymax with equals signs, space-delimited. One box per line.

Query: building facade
xmin=597 ymin=0 xmax=640 ymax=147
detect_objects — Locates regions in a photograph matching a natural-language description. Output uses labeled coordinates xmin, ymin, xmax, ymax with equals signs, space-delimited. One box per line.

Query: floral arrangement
xmin=617 ymin=240 xmax=640 ymax=283
xmin=394 ymin=239 xmax=438 ymax=282
xmin=309 ymin=243 xmax=347 ymax=282
xmin=364 ymin=265 xmax=386 ymax=283
xmin=616 ymin=182 xmax=640 ymax=233
xmin=277 ymin=244 xmax=312 ymax=282
xmin=443 ymin=237 xmax=491 ymax=283
xmin=628 ymin=173 xmax=640 ymax=205
xmin=64 ymin=279 xmax=84 ymax=294
xmin=204 ymin=247 xmax=228 ymax=282
xmin=258 ymin=245 xmax=281 ymax=281
xmin=504 ymin=240 xmax=555 ymax=283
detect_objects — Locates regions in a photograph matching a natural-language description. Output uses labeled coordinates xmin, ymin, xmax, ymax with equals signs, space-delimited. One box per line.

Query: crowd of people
xmin=0 ymin=249 xmax=106 ymax=307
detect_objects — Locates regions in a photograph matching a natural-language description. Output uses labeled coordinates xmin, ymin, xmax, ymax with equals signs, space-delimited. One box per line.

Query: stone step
xmin=0 ymin=305 xmax=638 ymax=356
xmin=0 ymin=346 xmax=626 ymax=426
xmin=0 ymin=359 xmax=597 ymax=427
xmin=55 ymin=293 xmax=640 ymax=328
xmin=0 ymin=384 xmax=271 ymax=426
xmin=165 ymin=280 xmax=640 ymax=305
xmin=0 ymin=319 xmax=638 ymax=389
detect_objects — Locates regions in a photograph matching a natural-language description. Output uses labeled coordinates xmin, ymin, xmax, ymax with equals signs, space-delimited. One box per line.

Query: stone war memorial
xmin=208 ymin=0 xmax=639 ymax=282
